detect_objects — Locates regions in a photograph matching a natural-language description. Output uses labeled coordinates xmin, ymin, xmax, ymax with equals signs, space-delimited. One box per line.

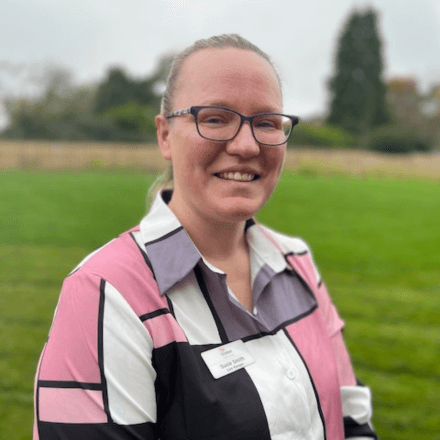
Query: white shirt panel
xmin=168 ymin=271 xmax=223 ymax=345
xmin=244 ymin=332 xmax=324 ymax=440
xmin=103 ymin=282 xmax=157 ymax=425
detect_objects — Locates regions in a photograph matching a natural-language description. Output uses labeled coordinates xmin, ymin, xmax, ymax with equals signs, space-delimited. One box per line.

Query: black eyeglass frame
xmin=165 ymin=106 xmax=299 ymax=146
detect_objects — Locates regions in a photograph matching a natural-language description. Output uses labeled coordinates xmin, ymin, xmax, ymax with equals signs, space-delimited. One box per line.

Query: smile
xmin=215 ymin=172 xmax=260 ymax=182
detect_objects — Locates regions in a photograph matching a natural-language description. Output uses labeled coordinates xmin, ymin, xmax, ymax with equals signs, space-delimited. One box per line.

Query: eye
xmin=256 ymin=120 xmax=276 ymax=129
xmin=198 ymin=108 xmax=236 ymax=126
xmin=204 ymin=116 xmax=227 ymax=125
xmin=254 ymin=115 xmax=282 ymax=130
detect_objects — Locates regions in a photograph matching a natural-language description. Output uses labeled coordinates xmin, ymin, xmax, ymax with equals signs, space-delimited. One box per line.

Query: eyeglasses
xmin=166 ymin=106 xmax=299 ymax=146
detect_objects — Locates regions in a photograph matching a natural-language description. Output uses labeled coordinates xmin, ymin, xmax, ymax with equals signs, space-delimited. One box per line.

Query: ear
xmin=155 ymin=114 xmax=172 ymax=161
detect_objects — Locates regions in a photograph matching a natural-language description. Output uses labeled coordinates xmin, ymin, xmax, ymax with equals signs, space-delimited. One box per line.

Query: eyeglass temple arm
xmin=165 ymin=108 xmax=192 ymax=119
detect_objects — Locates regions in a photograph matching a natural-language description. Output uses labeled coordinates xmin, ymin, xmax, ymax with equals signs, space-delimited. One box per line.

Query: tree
xmin=327 ymin=8 xmax=390 ymax=136
xmin=0 ymin=55 xmax=172 ymax=142
xmin=94 ymin=68 xmax=139 ymax=114
xmin=93 ymin=66 xmax=164 ymax=115
xmin=1 ymin=65 xmax=106 ymax=141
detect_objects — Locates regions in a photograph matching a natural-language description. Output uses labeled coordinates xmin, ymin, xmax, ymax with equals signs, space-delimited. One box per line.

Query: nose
xmin=226 ymin=121 xmax=260 ymax=158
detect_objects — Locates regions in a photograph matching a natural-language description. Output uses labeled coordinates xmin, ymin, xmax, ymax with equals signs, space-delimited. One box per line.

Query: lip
xmin=215 ymin=167 xmax=261 ymax=175
xmin=214 ymin=169 xmax=261 ymax=182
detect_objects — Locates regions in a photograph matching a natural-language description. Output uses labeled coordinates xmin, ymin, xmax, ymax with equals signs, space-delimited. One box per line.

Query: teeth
xmin=218 ymin=172 xmax=255 ymax=182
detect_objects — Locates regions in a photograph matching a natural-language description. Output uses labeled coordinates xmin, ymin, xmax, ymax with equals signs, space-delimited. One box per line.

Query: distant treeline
xmin=1 ymin=56 xmax=171 ymax=143
xmin=1 ymin=8 xmax=439 ymax=153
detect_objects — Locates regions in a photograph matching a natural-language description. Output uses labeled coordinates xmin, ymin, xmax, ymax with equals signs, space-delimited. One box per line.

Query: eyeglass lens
xmin=196 ymin=108 xmax=292 ymax=144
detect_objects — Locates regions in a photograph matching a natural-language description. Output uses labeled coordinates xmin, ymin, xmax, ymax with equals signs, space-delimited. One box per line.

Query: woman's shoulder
xmin=66 ymin=226 xmax=155 ymax=290
xmin=60 ymin=226 xmax=165 ymax=317
xmin=257 ymin=223 xmax=312 ymax=256
xmin=256 ymin=223 xmax=323 ymax=288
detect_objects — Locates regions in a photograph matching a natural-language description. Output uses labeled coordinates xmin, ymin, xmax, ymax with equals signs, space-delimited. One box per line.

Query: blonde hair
xmin=149 ymin=34 xmax=282 ymax=201
xmin=160 ymin=34 xmax=281 ymax=116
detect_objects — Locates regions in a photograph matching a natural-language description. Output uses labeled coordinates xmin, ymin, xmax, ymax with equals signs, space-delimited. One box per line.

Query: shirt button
xmin=287 ymin=369 xmax=296 ymax=380
xmin=253 ymin=307 xmax=258 ymax=315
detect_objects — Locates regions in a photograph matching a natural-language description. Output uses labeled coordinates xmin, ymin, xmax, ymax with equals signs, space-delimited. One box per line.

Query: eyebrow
xmin=204 ymin=102 xmax=282 ymax=114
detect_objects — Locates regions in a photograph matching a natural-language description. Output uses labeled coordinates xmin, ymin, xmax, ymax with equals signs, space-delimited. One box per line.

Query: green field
xmin=1 ymin=169 xmax=439 ymax=440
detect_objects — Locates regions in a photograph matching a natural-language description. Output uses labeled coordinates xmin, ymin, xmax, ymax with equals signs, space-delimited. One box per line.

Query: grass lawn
xmin=1 ymin=169 xmax=439 ymax=440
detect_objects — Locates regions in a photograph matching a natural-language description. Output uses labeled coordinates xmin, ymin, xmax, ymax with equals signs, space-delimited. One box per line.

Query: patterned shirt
xmin=34 ymin=190 xmax=378 ymax=440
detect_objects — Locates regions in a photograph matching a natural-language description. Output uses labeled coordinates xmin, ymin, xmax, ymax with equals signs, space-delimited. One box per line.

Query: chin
xmin=214 ymin=198 xmax=263 ymax=222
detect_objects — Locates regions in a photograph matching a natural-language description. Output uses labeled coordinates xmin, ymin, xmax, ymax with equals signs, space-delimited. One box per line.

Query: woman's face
xmin=156 ymin=47 xmax=285 ymax=226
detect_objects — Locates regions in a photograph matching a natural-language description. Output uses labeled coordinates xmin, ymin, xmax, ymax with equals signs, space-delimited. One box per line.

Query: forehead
xmin=174 ymin=47 xmax=282 ymax=110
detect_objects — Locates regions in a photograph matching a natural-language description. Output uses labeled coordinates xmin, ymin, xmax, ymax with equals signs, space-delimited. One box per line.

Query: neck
xmin=168 ymin=199 xmax=248 ymax=262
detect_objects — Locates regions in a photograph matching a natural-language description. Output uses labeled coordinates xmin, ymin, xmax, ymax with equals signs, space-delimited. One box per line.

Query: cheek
xmin=171 ymin=140 xmax=216 ymax=187
xmin=169 ymin=133 xmax=196 ymax=172
xmin=267 ymin=148 xmax=286 ymax=179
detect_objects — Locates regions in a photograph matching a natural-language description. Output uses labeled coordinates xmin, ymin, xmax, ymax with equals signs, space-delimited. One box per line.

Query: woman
xmin=34 ymin=34 xmax=378 ymax=440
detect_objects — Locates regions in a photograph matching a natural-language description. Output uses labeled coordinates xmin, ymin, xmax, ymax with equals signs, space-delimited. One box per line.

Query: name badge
xmin=201 ymin=340 xmax=255 ymax=379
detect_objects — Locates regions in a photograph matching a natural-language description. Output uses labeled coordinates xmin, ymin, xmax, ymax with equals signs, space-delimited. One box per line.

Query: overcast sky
xmin=1 ymin=0 xmax=439 ymax=123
